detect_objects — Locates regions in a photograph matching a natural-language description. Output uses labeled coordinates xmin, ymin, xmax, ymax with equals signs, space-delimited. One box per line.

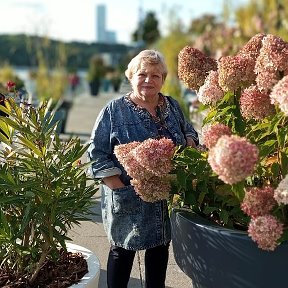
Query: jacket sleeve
xmin=87 ymin=105 xmax=122 ymax=179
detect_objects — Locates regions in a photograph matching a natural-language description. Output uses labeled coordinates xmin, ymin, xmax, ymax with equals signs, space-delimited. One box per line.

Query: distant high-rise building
xmin=96 ymin=4 xmax=106 ymax=43
xmin=96 ymin=4 xmax=117 ymax=43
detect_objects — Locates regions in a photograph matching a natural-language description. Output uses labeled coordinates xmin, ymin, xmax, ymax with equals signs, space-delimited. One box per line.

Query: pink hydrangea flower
xmin=131 ymin=176 xmax=171 ymax=202
xmin=270 ymin=75 xmax=288 ymax=116
xmin=114 ymin=141 xmax=140 ymax=161
xmin=255 ymin=34 xmax=288 ymax=73
xmin=241 ymin=186 xmax=276 ymax=218
xmin=248 ymin=215 xmax=283 ymax=251
xmin=198 ymin=71 xmax=224 ymax=105
xmin=218 ymin=55 xmax=255 ymax=92
xmin=240 ymin=85 xmax=275 ymax=120
xmin=114 ymin=138 xmax=176 ymax=202
xmin=274 ymin=174 xmax=288 ymax=205
xmin=132 ymin=138 xmax=176 ymax=176
xmin=123 ymin=154 xmax=155 ymax=180
xmin=255 ymin=68 xmax=282 ymax=93
xmin=178 ymin=46 xmax=217 ymax=91
xmin=238 ymin=33 xmax=266 ymax=61
xmin=114 ymin=141 xmax=154 ymax=180
xmin=202 ymin=123 xmax=231 ymax=149
xmin=208 ymin=135 xmax=259 ymax=184
xmin=255 ymin=34 xmax=288 ymax=92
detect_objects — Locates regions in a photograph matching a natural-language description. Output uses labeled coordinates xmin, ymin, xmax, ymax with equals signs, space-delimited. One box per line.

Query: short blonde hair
xmin=125 ymin=50 xmax=168 ymax=81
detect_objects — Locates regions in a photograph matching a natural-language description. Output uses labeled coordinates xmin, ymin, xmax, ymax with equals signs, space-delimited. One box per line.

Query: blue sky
xmin=1 ymin=0 xmax=249 ymax=44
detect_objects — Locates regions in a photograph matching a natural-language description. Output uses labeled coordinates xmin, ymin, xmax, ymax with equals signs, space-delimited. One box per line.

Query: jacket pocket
xmin=111 ymin=185 xmax=141 ymax=215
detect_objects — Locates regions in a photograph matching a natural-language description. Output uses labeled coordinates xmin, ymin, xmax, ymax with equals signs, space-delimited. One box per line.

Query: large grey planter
xmin=171 ymin=209 xmax=288 ymax=288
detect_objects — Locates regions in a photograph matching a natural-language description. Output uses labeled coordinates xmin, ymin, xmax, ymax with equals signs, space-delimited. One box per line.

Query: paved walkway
xmin=65 ymin=87 xmax=193 ymax=288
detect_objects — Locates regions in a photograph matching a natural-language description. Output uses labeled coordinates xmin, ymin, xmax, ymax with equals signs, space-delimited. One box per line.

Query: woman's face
xmin=130 ymin=63 xmax=164 ymax=100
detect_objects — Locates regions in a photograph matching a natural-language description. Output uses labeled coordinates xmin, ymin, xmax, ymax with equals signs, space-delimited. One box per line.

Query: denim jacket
xmin=88 ymin=94 xmax=198 ymax=250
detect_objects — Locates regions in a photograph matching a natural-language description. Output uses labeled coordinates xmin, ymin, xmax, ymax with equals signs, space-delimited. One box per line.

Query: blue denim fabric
xmin=88 ymin=94 xmax=198 ymax=250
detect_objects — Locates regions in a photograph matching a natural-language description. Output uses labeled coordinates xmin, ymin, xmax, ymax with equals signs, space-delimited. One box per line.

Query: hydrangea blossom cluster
xmin=202 ymin=123 xmax=231 ymax=149
xmin=241 ymin=184 xmax=287 ymax=251
xmin=255 ymin=34 xmax=288 ymax=93
xmin=132 ymin=138 xmax=175 ymax=176
xmin=241 ymin=187 xmax=276 ymax=218
xmin=274 ymin=174 xmax=288 ymax=205
xmin=114 ymin=141 xmax=154 ymax=180
xmin=270 ymin=75 xmax=288 ymax=116
xmin=208 ymin=135 xmax=259 ymax=184
xmin=114 ymin=138 xmax=176 ymax=202
xmin=178 ymin=46 xmax=217 ymax=91
xmin=248 ymin=215 xmax=283 ymax=251
xmin=240 ymin=85 xmax=275 ymax=120
xmin=198 ymin=71 xmax=224 ymax=105
xmin=131 ymin=176 xmax=172 ymax=203
xmin=238 ymin=33 xmax=266 ymax=61
xmin=218 ymin=55 xmax=255 ymax=92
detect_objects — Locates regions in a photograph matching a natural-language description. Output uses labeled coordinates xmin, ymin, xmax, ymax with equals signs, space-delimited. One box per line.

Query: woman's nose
xmin=144 ymin=76 xmax=151 ymax=82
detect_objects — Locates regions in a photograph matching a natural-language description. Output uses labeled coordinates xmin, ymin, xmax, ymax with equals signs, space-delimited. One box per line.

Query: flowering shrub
xmin=114 ymin=138 xmax=176 ymax=202
xmin=173 ymin=33 xmax=288 ymax=251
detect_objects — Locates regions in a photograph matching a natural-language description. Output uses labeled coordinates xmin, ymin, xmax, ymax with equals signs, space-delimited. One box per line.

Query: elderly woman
xmin=88 ymin=50 xmax=198 ymax=288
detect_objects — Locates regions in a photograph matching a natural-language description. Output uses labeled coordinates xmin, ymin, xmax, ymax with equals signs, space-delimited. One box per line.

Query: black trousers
xmin=107 ymin=243 xmax=170 ymax=288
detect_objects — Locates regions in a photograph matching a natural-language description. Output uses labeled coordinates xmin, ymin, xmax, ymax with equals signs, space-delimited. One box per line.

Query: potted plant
xmin=87 ymin=55 xmax=106 ymax=96
xmin=0 ymin=82 xmax=99 ymax=287
xmin=170 ymin=33 xmax=288 ymax=288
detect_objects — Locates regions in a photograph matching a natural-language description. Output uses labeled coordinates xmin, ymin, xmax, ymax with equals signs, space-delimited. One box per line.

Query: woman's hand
xmin=186 ymin=136 xmax=197 ymax=148
xmin=102 ymin=175 xmax=125 ymax=190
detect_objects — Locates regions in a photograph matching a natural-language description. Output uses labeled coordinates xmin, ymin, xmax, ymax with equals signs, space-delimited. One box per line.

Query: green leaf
xmin=231 ymin=182 xmax=245 ymax=201
xmin=271 ymin=163 xmax=280 ymax=178
xmin=280 ymin=152 xmax=288 ymax=175
xmin=277 ymin=127 xmax=287 ymax=148
xmin=176 ymin=170 xmax=187 ymax=188
xmin=0 ymin=208 xmax=10 ymax=235
xmin=16 ymin=136 xmax=43 ymax=157
xmin=184 ymin=189 xmax=197 ymax=206
xmin=219 ymin=209 xmax=229 ymax=224
xmin=19 ymin=203 xmax=32 ymax=235
xmin=203 ymin=206 xmax=219 ymax=214
xmin=280 ymin=229 xmax=288 ymax=243
xmin=258 ymin=140 xmax=277 ymax=158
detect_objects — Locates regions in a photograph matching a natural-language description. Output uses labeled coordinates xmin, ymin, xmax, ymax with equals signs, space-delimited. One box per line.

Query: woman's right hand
xmin=102 ymin=175 xmax=125 ymax=190
xmin=186 ymin=136 xmax=197 ymax=148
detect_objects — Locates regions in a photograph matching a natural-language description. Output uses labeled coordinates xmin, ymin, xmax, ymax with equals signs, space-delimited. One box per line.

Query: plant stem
xmin=29 ymin=241 xmax=51 ymax=284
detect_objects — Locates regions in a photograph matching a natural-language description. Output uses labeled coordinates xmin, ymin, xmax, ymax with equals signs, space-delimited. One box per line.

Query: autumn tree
xmin=235 ymin=0 xmax=288 ymax=41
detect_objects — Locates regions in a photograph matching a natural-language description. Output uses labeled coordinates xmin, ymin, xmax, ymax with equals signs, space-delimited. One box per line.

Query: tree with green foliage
xmin=235 ymin=0 xmax=288 ymax=41
xmin=132 ymin=11 xmax=161 ymax=46
xmin=155 ymin=11 xmax=191 ymax=117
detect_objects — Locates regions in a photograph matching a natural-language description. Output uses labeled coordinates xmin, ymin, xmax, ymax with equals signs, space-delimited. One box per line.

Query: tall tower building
xmin=96 ymin=4 xmax=117 ymax=43
xmin=96 ymin=4 xmax=106 ymax=43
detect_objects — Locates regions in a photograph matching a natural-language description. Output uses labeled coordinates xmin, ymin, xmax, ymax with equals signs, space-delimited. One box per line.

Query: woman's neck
xmin=130 ymin=92 xmax=160 ymax=115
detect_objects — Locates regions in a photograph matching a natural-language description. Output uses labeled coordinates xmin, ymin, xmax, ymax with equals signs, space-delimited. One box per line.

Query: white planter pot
xmin=68 ymin=243 xmax=101 ymax=288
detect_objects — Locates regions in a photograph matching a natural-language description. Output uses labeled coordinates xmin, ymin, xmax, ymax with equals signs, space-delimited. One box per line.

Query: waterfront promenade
xmin=64 ymin=85 xmax=193 ymax=288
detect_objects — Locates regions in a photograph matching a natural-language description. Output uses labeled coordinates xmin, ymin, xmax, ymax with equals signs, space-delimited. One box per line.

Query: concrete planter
xmin=68 ymin=243 xmax=101 ymax=288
